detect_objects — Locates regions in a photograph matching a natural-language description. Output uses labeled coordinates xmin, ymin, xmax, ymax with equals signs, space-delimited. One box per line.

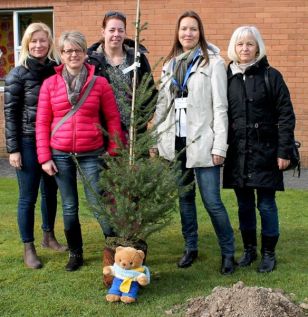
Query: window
xmin=0 ymin=9 xmax=53 ymax=89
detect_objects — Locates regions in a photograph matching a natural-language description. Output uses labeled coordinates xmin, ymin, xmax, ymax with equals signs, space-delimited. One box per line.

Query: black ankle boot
xmin=258 ymin=250 xmax=276 ymax=273
xmin=221 ymin=255 xmax=237 ymax=275
xmin=238 ymin=245 xmax=257 ymax=267
xmin=238 ymin=230 xmax=257 ymax=267
xmin=177 ymin=250 xmax=198 ymax=268
xmin=65 ymin=252 xmax=83 ymax=271
xmin=257 ymin=234 xmax=279 ymax=273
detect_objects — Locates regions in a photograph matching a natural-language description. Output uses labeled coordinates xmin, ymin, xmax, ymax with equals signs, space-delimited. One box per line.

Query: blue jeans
xmin=234 ymin=188 xmax=279 ymax=236
xmin=16 ymin=137 xmax=58 ymax=243
xmin=176 ymin=138 xmax=235 ymax=256
xmin=53 ymin=154 xmax=113 ymax=236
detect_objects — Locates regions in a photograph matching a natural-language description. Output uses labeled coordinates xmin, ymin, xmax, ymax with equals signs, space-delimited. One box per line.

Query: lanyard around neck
xmin=172 ymin=48 xmax=201 ymax=93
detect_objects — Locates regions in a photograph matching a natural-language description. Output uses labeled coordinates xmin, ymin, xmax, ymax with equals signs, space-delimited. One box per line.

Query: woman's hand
xmin=212 ymin=154 xmax=225 ymax=166
xmin=277 ymin=158 xmax=290 ymax=170
xmin=42 ymin=160 xmax=58 ymax=176
xmin=9 ymin=152 xmax=22 ymax=169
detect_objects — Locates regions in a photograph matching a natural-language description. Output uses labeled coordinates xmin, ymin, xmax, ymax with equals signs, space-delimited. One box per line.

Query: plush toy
xmin=103 ymin=246 xmax=150 ymax=303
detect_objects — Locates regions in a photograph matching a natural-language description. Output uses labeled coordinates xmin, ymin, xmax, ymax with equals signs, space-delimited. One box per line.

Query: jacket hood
xmin=228 ymin=56 xmax=270 ymax=79
xmin=207 ymin=43 xmax=220 ymax=55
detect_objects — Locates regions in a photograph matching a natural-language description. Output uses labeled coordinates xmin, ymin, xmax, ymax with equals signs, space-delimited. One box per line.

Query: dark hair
xmin=165 ymin=11 xmax=209 ymax=65
xmin=102 ymin=11 xmax=127 ymax=29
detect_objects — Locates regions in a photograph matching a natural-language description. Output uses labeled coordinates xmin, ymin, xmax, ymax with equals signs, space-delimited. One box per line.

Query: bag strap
xmin=51 ymin=75 xmax=97 ymax=137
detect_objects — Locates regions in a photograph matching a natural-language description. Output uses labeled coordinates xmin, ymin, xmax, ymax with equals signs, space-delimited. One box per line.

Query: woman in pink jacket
xmin=36 ymin=31 xmax=122 ymax=271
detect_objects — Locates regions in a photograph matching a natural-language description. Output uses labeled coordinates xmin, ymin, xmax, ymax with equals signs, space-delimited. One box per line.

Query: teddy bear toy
xmin=103 ymin=246 xmax=150 ymax=303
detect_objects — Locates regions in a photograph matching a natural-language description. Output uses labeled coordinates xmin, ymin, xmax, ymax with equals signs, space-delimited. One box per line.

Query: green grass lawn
xmin=0 ymin=178 xmax=307 ymax=317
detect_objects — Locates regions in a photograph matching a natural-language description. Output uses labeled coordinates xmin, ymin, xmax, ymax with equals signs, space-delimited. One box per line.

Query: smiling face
xmin=28 ymin=30 xmax=49 ymax=61
xmin=178 ymin=17 xmax=200 ymax=52
xmin=235 ymin=34 xmax=258 ymax=64
xmin=60 ymin=42 xmax=86 ymax=73
xmin=102 ymin=18 xmax=126 ymax=50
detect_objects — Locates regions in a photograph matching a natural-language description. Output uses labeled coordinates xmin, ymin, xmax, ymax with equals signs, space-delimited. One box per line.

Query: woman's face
xmin=60 ymin=43 xmax=86 ymax=72
xmin=235 ymin=34 xmax=258 ymax=64
xmin=28 ymin=31 xmax=49 ymax=61
xmin=102 ymin=18 xmax=126 ymax=50
xmin=178 ymin=17 xmax=200 ymax=52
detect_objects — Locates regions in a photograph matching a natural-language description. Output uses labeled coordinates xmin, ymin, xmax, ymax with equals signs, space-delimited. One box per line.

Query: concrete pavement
xmin=0 ymin=158 xmax=307 ymax=189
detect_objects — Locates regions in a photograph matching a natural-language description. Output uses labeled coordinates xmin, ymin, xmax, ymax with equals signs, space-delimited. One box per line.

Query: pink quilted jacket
xmin=36 ymin=63 xmax=122 ymax=163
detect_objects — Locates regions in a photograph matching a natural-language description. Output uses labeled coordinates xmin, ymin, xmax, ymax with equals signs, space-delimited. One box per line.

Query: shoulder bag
xmin=51 ymin=75 xmax=97 ymax=137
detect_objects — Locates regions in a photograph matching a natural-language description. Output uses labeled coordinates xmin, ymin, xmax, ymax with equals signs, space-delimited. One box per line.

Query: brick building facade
xmin=0 ymin=0 xmax=307 ymax=166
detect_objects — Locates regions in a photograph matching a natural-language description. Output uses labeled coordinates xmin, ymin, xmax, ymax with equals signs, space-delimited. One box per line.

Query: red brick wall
xmin=1 ymin=0 xmax=307 ymax=166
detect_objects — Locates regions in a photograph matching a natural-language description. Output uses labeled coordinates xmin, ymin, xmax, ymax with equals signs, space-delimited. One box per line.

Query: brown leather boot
xmin=42 ymin=230 xmax=68 ymax=252
xmin=24 ymin=242 xmax=43 ymax=269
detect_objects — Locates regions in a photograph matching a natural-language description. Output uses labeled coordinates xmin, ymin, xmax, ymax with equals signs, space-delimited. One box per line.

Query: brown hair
xmin=165 ymin=11 xmax=209 ymax=65
xmin=102 ymin=11 xmax=127 ymax=29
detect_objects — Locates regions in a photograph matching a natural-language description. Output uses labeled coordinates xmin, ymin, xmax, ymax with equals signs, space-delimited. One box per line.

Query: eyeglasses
xmin=104 ymin=11 xmax=126 ymax=20
xmin=61 ymin=49 xmax=84 ymax=56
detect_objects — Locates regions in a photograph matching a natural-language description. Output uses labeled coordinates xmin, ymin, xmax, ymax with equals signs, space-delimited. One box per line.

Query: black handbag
xmin=264 ymin=67 xmax=301 ymax=177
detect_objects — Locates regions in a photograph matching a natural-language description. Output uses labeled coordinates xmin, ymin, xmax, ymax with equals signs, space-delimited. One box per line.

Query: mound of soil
xmin=167 ymin=281 xmax=306 ymax=317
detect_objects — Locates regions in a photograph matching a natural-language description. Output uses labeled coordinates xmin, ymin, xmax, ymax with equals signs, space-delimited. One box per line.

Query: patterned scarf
xmin=62 ymin=64 xmax=88 ymax=106
xmin=171 ymin=45 xmax=201 ymax=97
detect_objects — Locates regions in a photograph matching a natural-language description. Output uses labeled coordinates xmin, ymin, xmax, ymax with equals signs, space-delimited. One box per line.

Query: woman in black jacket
xmin=87 ymin=11 xmax=156 ymax=137
xmin=223 ymin=25 xmax=296 ymax=273
xmin=4 ymin=22 xmax=67 ymax=269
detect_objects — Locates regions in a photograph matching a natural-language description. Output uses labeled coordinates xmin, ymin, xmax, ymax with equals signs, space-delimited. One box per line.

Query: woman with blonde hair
xmin=223 ymin=26 xmax=296 ymax=272
xmin=4 ymin=22 xmax=66 ymax=269
xmin=36 ymin=31 xmax=122 ymax=271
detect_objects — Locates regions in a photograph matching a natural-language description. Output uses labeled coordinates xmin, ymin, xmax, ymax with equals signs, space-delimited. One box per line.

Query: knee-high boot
xmin=238 ymin=229 xmax=257 ymax=267
xmin=64 ymin=224 xmax=83 ymax=271
xmin=257 ymin=234 xmax=279 ymax=273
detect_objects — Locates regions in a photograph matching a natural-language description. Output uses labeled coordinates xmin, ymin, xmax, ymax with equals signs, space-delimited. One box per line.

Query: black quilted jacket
xmin=4 ymin=58 xmax=57 ymax=153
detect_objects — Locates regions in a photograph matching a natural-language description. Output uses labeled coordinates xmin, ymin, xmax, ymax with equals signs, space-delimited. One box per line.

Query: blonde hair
xmin=228 ymin=25 xmax=266 ymax=63
xmin=58 ymin=31 xmax=87 ymax=53
xmin=19 ymin=22 xmax=59 ymax=68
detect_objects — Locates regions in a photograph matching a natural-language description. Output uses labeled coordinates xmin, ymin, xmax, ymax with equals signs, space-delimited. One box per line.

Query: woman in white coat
xmin=154 ymin=11 xmax=235 ymax=274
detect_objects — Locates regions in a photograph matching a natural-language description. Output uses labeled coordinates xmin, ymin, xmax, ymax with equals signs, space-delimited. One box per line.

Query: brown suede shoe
xmin=42 ymin=230 xmax=68 ymax=252
xmin=24 ymin=242 xmax=43 ymax=269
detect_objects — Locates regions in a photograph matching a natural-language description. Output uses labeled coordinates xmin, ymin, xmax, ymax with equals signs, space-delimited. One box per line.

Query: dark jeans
xmin=176 ymin=137 xmax=235 ymax=256
xmin=234 ymin=187 xmax=279 ymax=236
xmin=16 ymin=137 xmax=58 ymax=243
xmin=53 ymin=154 xmax=113 ymax=236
